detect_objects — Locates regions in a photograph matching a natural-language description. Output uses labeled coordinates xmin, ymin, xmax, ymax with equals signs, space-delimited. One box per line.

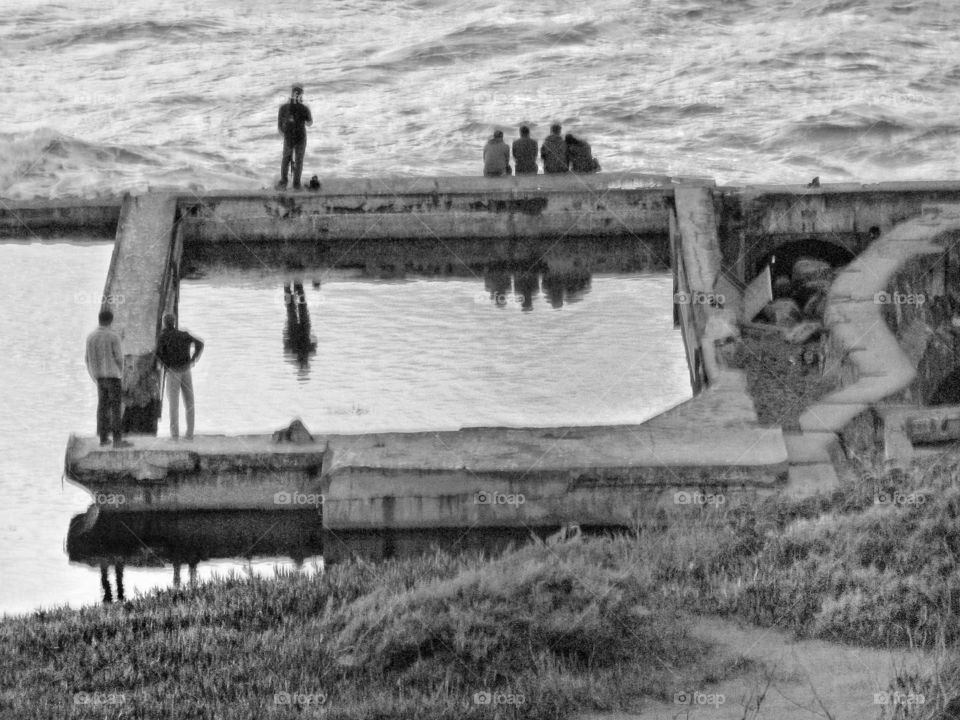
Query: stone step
xmin=783 ymin=432 xmax=839 ymax=464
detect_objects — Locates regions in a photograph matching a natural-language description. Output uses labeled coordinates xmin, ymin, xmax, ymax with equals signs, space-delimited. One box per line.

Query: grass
xmin=0 ymin=542 xmax=739 ymax=719
xmin=5 ymin=452 xmax=960 ymax=718
xmin=732 ymin=326 xmax=839 ymax=429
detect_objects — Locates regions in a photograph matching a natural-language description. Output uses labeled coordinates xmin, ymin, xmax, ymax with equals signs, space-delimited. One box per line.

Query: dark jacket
xmin=512 ymin=137 xmax=538 ymax=174
xmin=278 ymin=101 xmax=313 ymax=145
xmin=540 ymin=134 xmax=567 ymax=173
xmin=156 ymin=328 xmax=203 ymax=371
xmin=567 ymin=140 xmax=600 ymax=173
xmin=483 ymin=138 xmax=511 ymax=176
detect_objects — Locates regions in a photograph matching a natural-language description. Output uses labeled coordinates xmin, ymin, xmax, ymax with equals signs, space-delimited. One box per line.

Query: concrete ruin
xmin=21 ymin=172 xmax=955 ymax=528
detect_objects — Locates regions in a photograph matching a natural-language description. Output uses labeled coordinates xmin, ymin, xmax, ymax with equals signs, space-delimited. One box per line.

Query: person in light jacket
xmin=85 ymin=309 xmax=131 ymax=448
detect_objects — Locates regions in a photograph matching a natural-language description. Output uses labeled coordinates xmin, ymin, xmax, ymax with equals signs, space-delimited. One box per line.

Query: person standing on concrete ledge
xmin=512 ymin=125 xmax=539 ymax=175
xmin=483 ymin=130 xmax=511 ymax=177
xmin=540 ymin=123 xmax=568 ymax=174
xmin=85 ymin=309 xmax=131 ymax=449
xmin=277 ymin=83 xmax=313 ymax=190
xmin=155 ymin=313 xmax=204 ymax=441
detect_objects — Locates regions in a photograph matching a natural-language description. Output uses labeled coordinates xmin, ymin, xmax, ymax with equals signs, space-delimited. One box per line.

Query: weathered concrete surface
xmin=726 ymin=181 xmax=960 ymax=282
xmin=177 ymin=174 xmax=679 ymax=273
xmin=65 ymin=434 xmax=326 ymax=511
xmin=65 ymin=421 xmax=788 ymax=526
xmin=102 ymin=193 xmax=181 ymax=433
xmin=319 ymin=423 xmax=786 ymax=529
xmin=808 ymin=205 xmax=954 ymax=460
xmin=876 ymin=403 xmax=960 ymax=464
xmin=0 ymin=197 xmax=120 ymax=238
xmin=672 ymin=184 xmax=744 ymax=401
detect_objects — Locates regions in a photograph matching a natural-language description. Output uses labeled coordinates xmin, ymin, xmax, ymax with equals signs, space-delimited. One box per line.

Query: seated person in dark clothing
xmin=565 ymin=133 xmax=600 ymax=173
xmin=540 ymin=123 xmax=568 ymax=174
xmin=483 ymin=130 xmax=511 ymax=176
xmin=512 ymin=126 xmax=539 ymax=175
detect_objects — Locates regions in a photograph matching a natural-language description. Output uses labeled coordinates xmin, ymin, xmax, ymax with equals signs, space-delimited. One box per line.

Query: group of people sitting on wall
xmin=483 ymin=124 xmax=601 ymax=177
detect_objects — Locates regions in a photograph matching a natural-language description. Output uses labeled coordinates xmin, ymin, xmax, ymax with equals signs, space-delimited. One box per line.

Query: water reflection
xmin=66 ymin=508 xmax=560 ymax=602
xmin=480 ymin=268 xmax=592 ymax=310
xmin=100 ymin=563 xmax=125 ymax=603
xmin=542 ymin=268 xmax=592 ymax=309
xmin=283 ymin=280 xmax=318 ymax=380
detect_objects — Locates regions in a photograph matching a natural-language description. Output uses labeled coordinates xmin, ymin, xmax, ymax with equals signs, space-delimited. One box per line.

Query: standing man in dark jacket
xmin=155 ymin=313 xmax=204 ymax=441
xmin=277 ymin=83 xmax=313 ymax=190
xmin=85 ymin=309 xmax=131 ymax=448
xmin=512 ymin=126 xmax=538 ymax=175
xmin=540 ymin=123 xmax=568 ymax=174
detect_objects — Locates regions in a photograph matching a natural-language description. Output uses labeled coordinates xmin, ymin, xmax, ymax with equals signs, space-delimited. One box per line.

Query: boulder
xmin=792 ymin=257 xmax=833 ymax=284
xmin=760 ymin=298 xmax=802 ymax=326
xmin=272 ymin=418 xmax=315 ymax=444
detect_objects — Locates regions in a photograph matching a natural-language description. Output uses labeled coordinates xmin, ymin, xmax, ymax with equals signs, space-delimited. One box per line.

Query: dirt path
xmin=576 ymin=615 xmax=931 ymax=720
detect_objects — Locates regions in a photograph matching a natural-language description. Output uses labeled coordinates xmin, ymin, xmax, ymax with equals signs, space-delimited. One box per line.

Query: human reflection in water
xmin=541 ymin=267 xmax=592 ymax=309
xmin=172 ymin=562 xmax=198 ymax=588
xmin=484 ymin=270 xmax=512 ymax=308
xmin=283 ymin=280 xmax=318 ymax=380
xmin=481 ymin=269 xmax=538 ymax=310
xmin=513 ymin=271 xmax=539 ymax=311
xmin=99 ymin=562 xmax=125 ymax=603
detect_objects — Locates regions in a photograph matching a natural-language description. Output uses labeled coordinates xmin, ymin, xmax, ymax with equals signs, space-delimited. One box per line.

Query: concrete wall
xmin=719 ymin=182 xmax=960 ymax=285
xmin=177 ymin=175 xmax=675 ymax=273
xmin=0 ymin=198 xmax=119 ymax=238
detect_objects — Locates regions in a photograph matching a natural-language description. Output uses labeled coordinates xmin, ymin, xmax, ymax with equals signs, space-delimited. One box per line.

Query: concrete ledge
xmin=65 ymin=421 xmax=788 ymax=526
xmin=0 ymin=197 xmax=120 ymax=238
xmin=65 ymin=434 xmax=327 ymax=511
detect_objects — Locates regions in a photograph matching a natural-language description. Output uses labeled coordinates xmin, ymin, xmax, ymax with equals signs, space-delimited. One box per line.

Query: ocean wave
xmin=778 ymin=112 xmax=917 ymax=145
xmin=48 ymin=18 xmax=224 ymax=49
xmin=0 ymin=128 xmax=258 ymax=199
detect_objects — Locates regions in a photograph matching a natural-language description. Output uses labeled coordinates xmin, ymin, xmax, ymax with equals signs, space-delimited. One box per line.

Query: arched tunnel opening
xmin=755 ymin=238 xmax=857 ymax=281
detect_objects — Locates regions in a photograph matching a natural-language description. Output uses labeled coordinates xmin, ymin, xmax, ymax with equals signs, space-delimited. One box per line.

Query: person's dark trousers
xmin=96 ymin=377 xmax=122 ymax=444
xmin=280 ymin=138 xmax=307 ymax=188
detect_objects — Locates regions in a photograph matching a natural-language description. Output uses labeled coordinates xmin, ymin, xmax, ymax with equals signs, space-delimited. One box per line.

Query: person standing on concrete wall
xmin=540 ymin=123 xmax=568 ymax=174
xmin=155 ymin=313 xmax=204 ymax=441
xmin=512 ymin=126 xmax=539 ymax=175
xmin=277 ymin=83 xmax=313 ymax=190
xmin=483 ymin=130 xmax=511 ymax=177
xmin=85 ymin=309 xmax=131 ymax=449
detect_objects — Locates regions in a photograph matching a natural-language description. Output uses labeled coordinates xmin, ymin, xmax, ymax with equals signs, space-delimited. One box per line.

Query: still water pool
xmin=0 ymin=242 xmax=690 ymax=615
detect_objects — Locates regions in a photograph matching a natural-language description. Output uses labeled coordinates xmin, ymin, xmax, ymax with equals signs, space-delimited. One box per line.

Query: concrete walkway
xmin=782 ymin=205 xmax=952 ymax=497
